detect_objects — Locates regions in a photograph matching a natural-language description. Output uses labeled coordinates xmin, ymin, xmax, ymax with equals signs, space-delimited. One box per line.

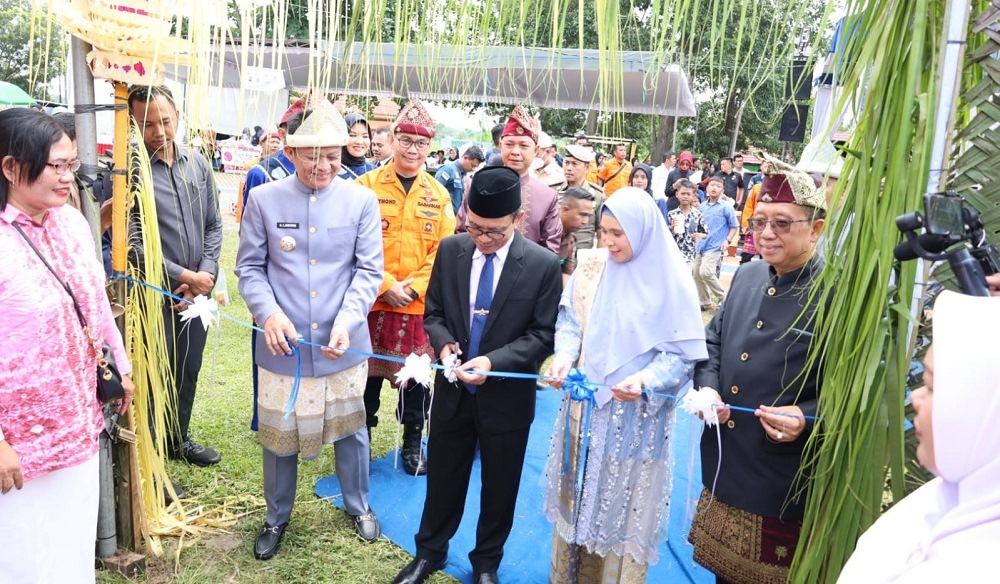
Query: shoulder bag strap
xmin=11 ymin=222 xmax=89 ymax=330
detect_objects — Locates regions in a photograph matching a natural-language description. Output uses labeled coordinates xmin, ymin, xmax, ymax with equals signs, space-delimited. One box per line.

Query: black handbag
xmin=12 ymin=223 xmax=125 ymax=403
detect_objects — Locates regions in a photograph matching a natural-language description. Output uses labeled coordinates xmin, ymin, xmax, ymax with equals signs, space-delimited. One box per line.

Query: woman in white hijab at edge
xmin=838 ymin=290 xmax=1000 ymax=582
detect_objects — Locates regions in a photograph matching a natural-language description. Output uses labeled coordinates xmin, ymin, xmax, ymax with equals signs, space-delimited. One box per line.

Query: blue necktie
xmin=465 ymin=253 xmax=495 ymax=394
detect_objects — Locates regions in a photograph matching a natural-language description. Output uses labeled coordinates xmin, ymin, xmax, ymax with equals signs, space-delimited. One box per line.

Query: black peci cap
xmin=468 ymin=166 xmax=521 ymax=218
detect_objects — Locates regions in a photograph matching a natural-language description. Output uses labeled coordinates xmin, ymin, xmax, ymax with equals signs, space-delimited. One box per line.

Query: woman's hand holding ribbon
xmin=543 ymin=354 xmax=574 ymax=389
xmin=611 ymin=373 xmax=644 ymax=402
xmin=701 ymin=387 xmax=731 ymax=424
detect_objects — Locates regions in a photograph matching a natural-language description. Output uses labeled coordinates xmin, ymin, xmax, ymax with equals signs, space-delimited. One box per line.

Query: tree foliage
xmin=461 ymin=0 xmax=829 ymax=162
xmin=224 ymin=1 xmax=828 ymax=162
xmin=0 ymin=0 xmax=64 ymax=101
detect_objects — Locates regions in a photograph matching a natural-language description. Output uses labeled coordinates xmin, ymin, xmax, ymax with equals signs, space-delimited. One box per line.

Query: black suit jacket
xmin=424 ymin=232 xmax=561 ymax=434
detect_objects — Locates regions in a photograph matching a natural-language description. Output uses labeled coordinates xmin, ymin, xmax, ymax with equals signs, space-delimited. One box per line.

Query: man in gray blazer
xmin=236 ymin=99 xmax=384 ymax=560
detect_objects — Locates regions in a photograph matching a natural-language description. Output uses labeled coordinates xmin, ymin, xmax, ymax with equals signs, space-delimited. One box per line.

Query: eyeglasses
xmin=397 ymin=137 xmax=430 ymax=151
xmin=47 ymin=160 xmax=82 ymax=175
xmin=467 ymin=222 xmax=514 ymax=241
xmin=748 ymin=218 xmax=812 ymax=234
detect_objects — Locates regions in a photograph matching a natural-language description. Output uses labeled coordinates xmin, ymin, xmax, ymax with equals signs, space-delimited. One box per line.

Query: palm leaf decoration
xmin=948 ymin=1 xmax=1000 ymax=242
xmin=792 ymin=0 xmax=1000 ymax=580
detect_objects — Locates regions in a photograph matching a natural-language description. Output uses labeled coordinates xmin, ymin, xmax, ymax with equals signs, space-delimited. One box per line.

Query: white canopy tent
xmin=165 ymin=41 xmax=696 ymax=130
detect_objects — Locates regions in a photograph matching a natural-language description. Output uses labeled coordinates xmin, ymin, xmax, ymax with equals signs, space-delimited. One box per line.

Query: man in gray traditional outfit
xmin=236 ymin=98 xmax=384 ymax=560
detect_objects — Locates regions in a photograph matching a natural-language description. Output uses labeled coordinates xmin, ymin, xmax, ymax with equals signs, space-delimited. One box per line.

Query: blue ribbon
xmin=561 ymin=369 xmax=598 ymax=493
xmin=114 ymin=273 xmax=823 ymax=422
xmin=282 ymin=343 xmax=303 ymax=419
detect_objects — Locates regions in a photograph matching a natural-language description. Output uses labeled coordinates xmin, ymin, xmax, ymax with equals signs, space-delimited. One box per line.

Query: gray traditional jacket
xmin=236 ymin=174 xmax=384 ymax=377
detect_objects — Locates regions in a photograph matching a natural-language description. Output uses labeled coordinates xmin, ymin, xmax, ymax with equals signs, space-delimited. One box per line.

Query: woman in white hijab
xmin=838 ymin=290 xmax=1000 ymax=581
xmin=541 ymin=187 xmax=708 ymax=583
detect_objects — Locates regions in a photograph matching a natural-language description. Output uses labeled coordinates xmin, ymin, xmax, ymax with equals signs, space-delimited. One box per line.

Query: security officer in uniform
xmin=559 ymin=144 xmax=605 ymax=252
xmin=356 ymin=99 xmax=456 ymax=476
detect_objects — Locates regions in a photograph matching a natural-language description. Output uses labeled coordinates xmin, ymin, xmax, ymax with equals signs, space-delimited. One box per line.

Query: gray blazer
xmin=236 ymin=174 xmax=384 ymax=377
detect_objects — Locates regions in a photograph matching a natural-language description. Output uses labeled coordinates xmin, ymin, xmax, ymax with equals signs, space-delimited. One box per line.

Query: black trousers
xmin=413 ymin=389 xmax=531 ymax=574
xmin=161 ymin=304 xmax=208 ymax=446
xmin=364 ymin=376 xmax=430 ymax=429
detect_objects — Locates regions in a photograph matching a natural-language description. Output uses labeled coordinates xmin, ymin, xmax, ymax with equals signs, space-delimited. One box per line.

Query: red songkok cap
xmin=501 ymin=103 xmax=540 ymax=143
xmin=280 ymin=94 xmax=308 ymax=126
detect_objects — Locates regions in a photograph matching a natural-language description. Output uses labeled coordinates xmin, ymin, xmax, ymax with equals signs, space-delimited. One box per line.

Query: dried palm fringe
xmin=30 ymin=0 xmax=832 ymax=139
xmin=126 ymin=130 xmax=244 ymax=556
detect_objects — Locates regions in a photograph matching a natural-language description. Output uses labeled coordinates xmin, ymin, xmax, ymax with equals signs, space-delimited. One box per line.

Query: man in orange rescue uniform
xmin=356 ymin=98 xmax=456 ymax=476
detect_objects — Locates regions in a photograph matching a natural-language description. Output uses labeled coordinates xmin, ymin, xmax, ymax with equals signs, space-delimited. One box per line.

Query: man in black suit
xmin=392 ymin=167 xmax=562 ymax=584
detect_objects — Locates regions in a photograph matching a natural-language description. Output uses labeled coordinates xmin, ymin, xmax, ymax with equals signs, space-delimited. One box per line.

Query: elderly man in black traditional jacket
xmin=689 ymin=154 xmax=829 ymax=584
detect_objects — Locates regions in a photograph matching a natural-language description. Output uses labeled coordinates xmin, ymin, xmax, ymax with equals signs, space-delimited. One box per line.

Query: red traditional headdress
xmin=500 ymin=103 xmax=540 ymax=143
xmin=394 ymin=98 xmax=436 ymax=138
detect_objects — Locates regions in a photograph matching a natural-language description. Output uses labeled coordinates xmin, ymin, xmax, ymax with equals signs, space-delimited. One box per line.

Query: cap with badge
xmin=537 ymin=131 xmax=555 ymax=149
xmin=285 ymin=98 xmax=349 ymax=148
xmin=394 ymin=98 xmax=436 ymax=138
xmin=756 ymin=151 xmax=828 ymax=211
xmin=564 ymin=144 xmax=595 ymax=164
xmin=468 ymin=167 xmax=522 ymax=218
xmin=500 ymin=103 xmax=541 ymax=143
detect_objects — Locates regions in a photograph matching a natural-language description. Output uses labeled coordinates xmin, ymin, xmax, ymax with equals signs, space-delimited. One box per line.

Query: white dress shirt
xmin=468 ymin=235 xmax=515 ymax=329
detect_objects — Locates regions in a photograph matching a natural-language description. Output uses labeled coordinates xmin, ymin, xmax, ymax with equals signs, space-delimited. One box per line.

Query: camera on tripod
xmin=894 ymin=191 xmax=1000 ymax=296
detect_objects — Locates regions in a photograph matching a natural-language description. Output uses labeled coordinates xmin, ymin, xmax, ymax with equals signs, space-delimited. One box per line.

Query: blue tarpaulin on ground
xmin=316 ymin=389 xmax=713 ymax=583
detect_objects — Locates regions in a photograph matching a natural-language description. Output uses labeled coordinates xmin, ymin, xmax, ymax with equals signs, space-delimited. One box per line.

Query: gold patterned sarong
xmin=550 ymin=523 xmax=649 ymax=584
xmin=257 ymin=362 xmax=367 ymax=459
xmin=689 ymin=489 xmax=802 ymax=584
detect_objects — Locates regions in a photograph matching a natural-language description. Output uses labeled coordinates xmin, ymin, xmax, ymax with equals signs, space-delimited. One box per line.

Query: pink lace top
xmin=0 ymin=203 xmax=131 ymax=481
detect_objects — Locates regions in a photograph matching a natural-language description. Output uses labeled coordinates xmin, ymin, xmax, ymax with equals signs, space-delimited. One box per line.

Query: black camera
xmin=894 ymin=191 xmax=1000 ymax=296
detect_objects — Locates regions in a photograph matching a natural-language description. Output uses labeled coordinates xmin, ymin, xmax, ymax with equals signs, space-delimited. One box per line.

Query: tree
xmin=0 ymin=0 xmax=64 ymax=101
xmin=457 ymin=0 xmax=829 ymax=163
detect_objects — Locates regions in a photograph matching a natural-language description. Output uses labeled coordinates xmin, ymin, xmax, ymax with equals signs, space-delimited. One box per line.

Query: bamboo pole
xmin=109 ymin=80 xmax=144 ymax=551
xmin=904 ymin=0 xmax=972 ymax=355
xmin=112 ymin=82 xmax=129 ymax=274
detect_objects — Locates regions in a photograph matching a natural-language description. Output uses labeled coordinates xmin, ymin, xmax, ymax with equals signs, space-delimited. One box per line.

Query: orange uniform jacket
xmin=740 ymin=183 xmax=762 ymax=230
xmin=598 ymin=158 xmax=632 ymax=198
xmin=356 ymin=164 xmax=457 ymax=315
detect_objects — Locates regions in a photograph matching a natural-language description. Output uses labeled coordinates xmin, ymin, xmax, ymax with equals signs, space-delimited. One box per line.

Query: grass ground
xmin=98 ymin=226 xmax=458 ymax=584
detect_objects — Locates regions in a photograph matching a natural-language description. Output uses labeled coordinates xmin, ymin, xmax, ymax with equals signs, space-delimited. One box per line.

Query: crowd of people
xmin=1 ymin=90 xmax=997 ymax=584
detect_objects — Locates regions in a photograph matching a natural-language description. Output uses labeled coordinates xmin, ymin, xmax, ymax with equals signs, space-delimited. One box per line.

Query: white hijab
xmin=838 ymin=290 xmax=1000 ymax=582
xmin=580 ymin=187 xmax=707 ymax=386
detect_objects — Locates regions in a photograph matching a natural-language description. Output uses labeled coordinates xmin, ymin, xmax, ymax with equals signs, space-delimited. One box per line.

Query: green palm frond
xmin=790 ymin=0 xmax=944 ymax=580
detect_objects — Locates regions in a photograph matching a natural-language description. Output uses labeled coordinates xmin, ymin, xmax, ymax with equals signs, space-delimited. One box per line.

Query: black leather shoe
xmin=474 ymin=571 xmax=499 ymax=584
xmin=172 ymin=439 xmax=222 ymax=467
xmin=391 ymin=557 xmax=446 ymax=584
xmin=352 ymin=510 xmax=381 ymax=543
xmin=253 ymin=521 xmax=288 ymax=560
xmin=164 ymin=481 xmax=185 ymax=505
